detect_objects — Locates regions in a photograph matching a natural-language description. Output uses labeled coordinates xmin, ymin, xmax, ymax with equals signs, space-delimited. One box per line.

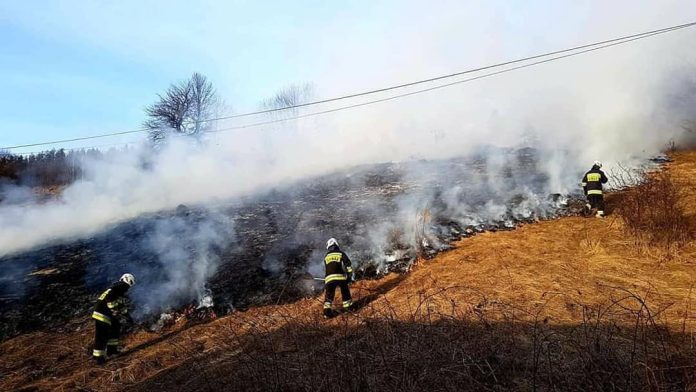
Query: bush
xmin=136 ymin=285 xmax=696 ymax=391
xmin=614 ymin=171 xmax=692 ymax=246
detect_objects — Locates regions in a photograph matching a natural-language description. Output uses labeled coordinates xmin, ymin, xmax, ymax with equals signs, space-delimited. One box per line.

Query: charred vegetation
xmin=0 ymin=148 xmax=586 ymax=341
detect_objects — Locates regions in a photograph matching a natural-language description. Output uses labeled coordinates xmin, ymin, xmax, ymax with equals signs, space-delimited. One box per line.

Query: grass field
xmin=2 ymin=151 xmax=695 ymax=391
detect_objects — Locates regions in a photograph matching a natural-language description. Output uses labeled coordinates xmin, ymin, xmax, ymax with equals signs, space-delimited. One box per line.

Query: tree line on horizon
xmin=0 ymin=148 xmax=112 ymax=187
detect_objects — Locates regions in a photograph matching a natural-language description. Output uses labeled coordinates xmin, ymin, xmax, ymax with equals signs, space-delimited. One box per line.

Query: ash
xmin=0 ymin=147 xmax=585 ymax=339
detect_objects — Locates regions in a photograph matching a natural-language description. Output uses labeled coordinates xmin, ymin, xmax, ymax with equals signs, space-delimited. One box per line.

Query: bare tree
xmin=261 ymin=83 xmax=314 ymax=118
xmin=144 ymin=73 xmax=219 ymax=143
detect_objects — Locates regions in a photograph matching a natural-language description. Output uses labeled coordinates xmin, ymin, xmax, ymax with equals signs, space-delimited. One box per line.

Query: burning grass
xmin=0 ymin=149 xmax=588 ymax=342
xmin=2 ymin=150 xmax=695 ymax=391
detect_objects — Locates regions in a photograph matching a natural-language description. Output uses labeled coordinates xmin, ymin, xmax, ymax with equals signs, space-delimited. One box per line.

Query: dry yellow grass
xmin=1 ymin=151 xmax=695 ymax=391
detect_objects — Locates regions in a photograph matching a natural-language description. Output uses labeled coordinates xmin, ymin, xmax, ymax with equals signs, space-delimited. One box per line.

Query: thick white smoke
xmin=1 ymin=2 xmax=696 ymax=315
xmin=129 ymin=208 xmax=234 ymax=317
xmin=1 ymin=33 xmax=695 ymax=255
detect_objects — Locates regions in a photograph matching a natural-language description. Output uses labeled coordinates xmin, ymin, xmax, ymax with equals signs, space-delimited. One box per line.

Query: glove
xmin=345 ymin=266 xmax=354 ymax=283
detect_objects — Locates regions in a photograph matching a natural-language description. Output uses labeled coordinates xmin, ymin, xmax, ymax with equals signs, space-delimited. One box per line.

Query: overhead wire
xmin=2 ymin=21 xmax=695 ymax=152
xmin=205 ymin=21 xmax=696 ymax=121
xmin=207 ymin=24 xmax=694 ymax=133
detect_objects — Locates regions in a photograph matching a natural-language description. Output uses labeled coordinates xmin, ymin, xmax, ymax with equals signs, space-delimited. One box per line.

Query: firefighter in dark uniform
xmin=323 ymin=238 xmax=354 ymax=318
xmin=582 ymin=160 xmax=609 ymax=218
xmin=91 ymin=273 xmax=135 ymax=364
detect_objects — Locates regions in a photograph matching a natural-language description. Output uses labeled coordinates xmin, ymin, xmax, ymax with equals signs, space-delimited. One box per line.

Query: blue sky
xmin=0 ymin=0 xmax=693 ymax=154
xmin=0 ymin=1 xmax=350 ymax=153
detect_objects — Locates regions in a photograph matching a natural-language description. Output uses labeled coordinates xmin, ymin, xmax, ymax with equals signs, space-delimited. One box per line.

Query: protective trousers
xmin=588 ymin=194 xmax=605 ymax=215
xmin=324 ymin=280 xmax=353 ymax=311
xmin=93 ymin=318 xmax=121 ymax=359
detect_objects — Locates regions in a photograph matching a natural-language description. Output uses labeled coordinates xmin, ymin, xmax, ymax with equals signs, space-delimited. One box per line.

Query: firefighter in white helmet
xmin=91 ymin=273 xmax=135 ymax=364
xmin=322 ymin=238 xmax=354 ymax=318
xmin=582 ymin=161 xmax=609 ymax=217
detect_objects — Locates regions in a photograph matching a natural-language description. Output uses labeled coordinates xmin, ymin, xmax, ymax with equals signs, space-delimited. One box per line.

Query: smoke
xmin=128 ymin=207 xmax=234 ymax=318
xmin=0 ymin=183 xmax=36 ymax=206
xmin=657 ymin=67 xmax=696 ymax=148
xmin=299 ymin=148 xmax=580 ymax=276
xmin=2 ymin=2 xmax=696 ymax=317
xmin=73 ymin=204 xmax=235 ymax=320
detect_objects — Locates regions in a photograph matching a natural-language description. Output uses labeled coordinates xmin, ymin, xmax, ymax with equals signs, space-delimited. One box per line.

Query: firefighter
xmin=582 ymin=160 xmax=609 ymax=218
xmin=91 ymin=273 xmax=135 ymax=364
xmin=323 ymin=238 xmax=354 ymax=318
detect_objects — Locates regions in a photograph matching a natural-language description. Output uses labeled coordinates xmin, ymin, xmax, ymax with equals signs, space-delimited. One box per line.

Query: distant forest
xmin=0 ymin=149 xmax=111 ymax=187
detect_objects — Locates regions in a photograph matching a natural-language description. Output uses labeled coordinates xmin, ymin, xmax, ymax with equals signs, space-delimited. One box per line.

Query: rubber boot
xmin=342 ymin=300 xmax=354 ymax=313
xmin=323 ymin=308 xmax=334 ymax=319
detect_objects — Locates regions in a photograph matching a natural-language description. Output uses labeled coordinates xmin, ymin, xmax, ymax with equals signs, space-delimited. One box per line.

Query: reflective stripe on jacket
xmin=93 ymin=281 xmax=130 ymax=322
xmin=324 ymin=245 xmax=353 ymax=283
xmin=92 ymin=311 xmax=112 ymax=325
xmin=582 ymin=168 xmax=608 ymax=196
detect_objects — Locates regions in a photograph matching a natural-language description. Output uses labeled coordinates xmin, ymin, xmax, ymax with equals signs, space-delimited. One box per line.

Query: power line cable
xmin=2 ymin=129 xmax=147 ymax=150
xmin=204 ymin=25 xmax=693 ymax=133
xmin=2 ymin=21 xmax=694 ymax=151
xmin=208 ymin=21 xmax=696 ymax=121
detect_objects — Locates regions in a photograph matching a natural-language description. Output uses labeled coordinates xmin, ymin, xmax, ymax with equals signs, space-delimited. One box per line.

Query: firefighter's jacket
xmin=92 ymin=281 xmax=130 ymax=325
xmin=324 ymin=245 xmax=354 ymax=284
xmin=582 ymin=166 xmax=608 ymax=196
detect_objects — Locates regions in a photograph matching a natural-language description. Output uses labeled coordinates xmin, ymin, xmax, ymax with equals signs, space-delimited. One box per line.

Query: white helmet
xmin=326 ymin=238 xmax=339 ymax=249
xmin=120 ymin=273 xmax=135 ymax=287
xmin=593 ymin=160 xmax=602 ymax=168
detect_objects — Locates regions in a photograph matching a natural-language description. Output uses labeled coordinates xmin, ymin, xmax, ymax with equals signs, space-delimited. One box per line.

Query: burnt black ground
xmin=0 ymin=148 xmax=585 ymax=340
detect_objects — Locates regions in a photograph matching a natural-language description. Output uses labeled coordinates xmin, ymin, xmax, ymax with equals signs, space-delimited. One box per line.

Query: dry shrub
xmin=614 ymin=171 xmax=692 ymax=247
xmin=135 ymin=286 xmax=696 ymax=392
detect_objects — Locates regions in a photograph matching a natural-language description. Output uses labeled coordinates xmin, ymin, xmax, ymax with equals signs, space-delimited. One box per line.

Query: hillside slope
xmin=1 ymin=151 xmax=695 ymax=391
